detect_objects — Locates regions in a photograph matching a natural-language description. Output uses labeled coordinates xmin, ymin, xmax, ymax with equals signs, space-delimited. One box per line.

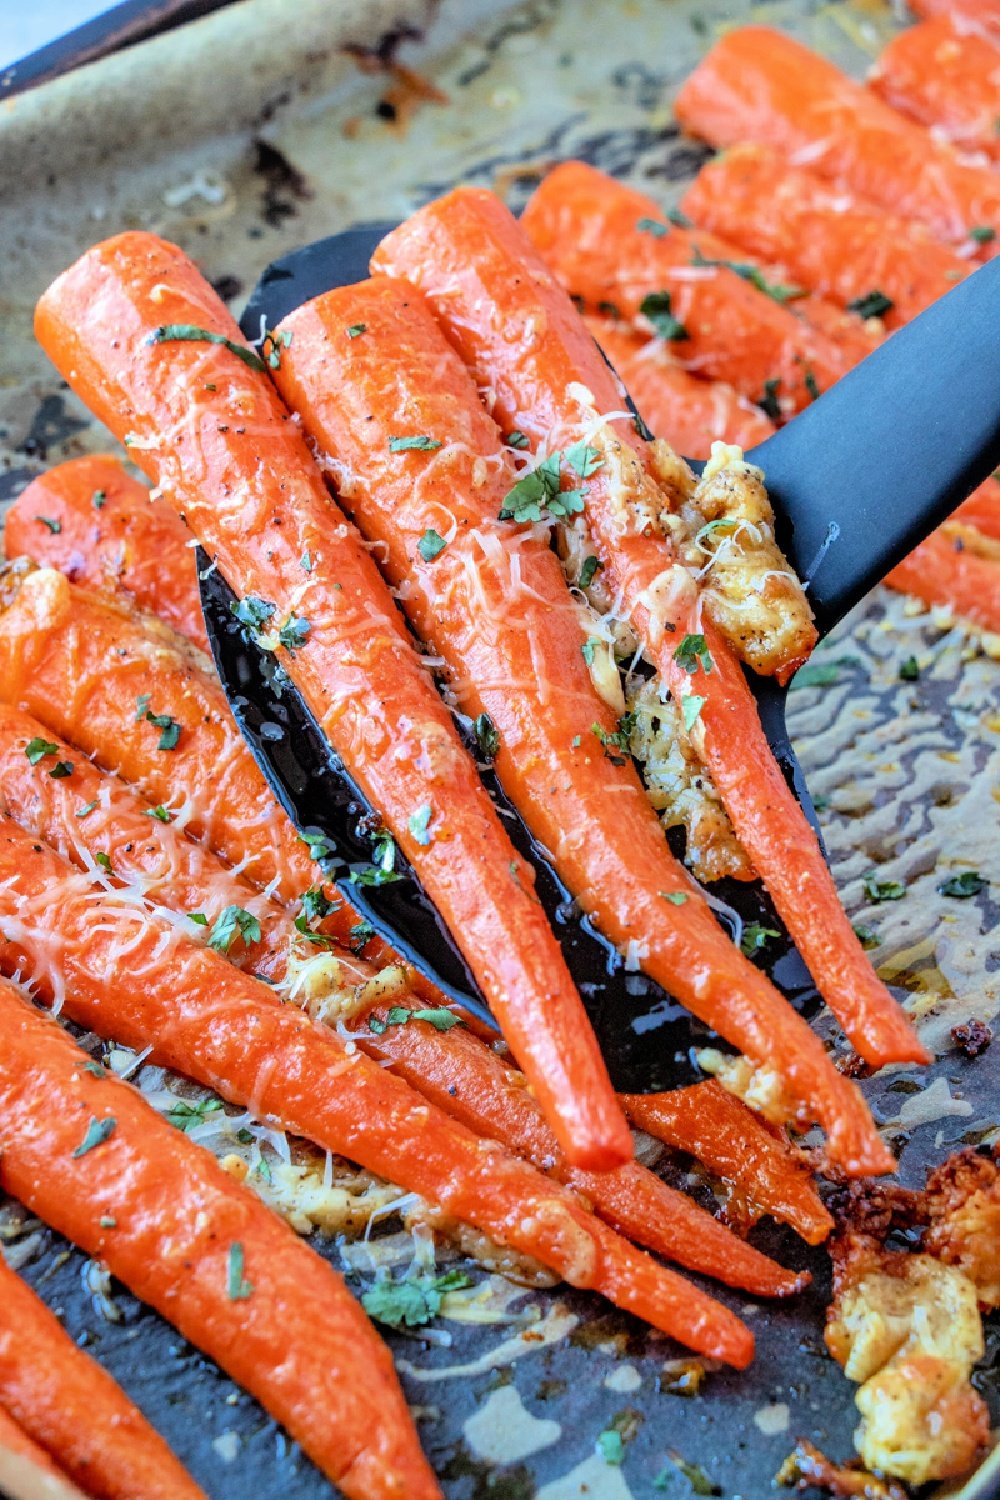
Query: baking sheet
xmin=1 ymin=1 xmax=999 ymax=1496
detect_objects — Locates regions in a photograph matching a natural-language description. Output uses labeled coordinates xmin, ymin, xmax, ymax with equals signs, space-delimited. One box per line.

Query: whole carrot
xmin=585 ymin=316 xmax=776 ymax=457
xmin=0 ymin=1255 xmax=204 ymax=1500
xmin=673 ymin=27 xmax=1000 ymax=256
xmin=886 ymin=529 xmax=1000 ymax=634
xmin=5 ymin=455 xmax=208 ymax=651
xmin=374 ymin=186 xmax=926 ymax=1109
xmin=621 ymin=1082 xmax=833 ymax=1247
xmin=0 ymin=1405 xmax=85 ymax=1498
xmin=520 ymin=160 xmax=855 ymax=415
xmin=0 ymin=819 xmax=753 ymax=1364
xmin=681 ymin=143 xmax=971 ymax=332
xmin=871 ymin=16 xmax=1000 ymax=162
xmin=0 ymin=979 xmax=441 ymax=1500
xmin=35 ymin=231 xmax=630 ymax=1173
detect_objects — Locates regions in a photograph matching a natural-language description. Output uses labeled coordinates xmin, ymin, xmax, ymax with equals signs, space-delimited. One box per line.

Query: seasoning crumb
xmin=951 ymin=1019 xmax=992 ymax=1059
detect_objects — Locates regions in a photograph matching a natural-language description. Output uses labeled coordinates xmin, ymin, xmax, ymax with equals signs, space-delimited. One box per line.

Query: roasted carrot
xmin=0 ymin=979 xmax=441 ymax=1500
xmin=36 ymin=232 xmax=629 ymax=1173
xmin=871 ymin=16 xmax=1000 ymax=162
xmin=910 ymin=0 xmax=1000 ymax=39
xmin=953 ymin=477 xmax=1000 ymax=542
xmin=0 ymin=819 xmax=754 ymax=1364
xmin=0 ymin=1405 xmax=82 ymax=1494
xmin=681 ymin=143 xmax=970 ymax=332
xmin=0 ymin=1254 xmax=204 ymax=1500
xmin=586 ymin=317 xmax=776 ymax=457
xmin=886 ymin=530 xmax=1000 ymax=634
xmin=520 ymin=160 xmax=856 ymax=415
xmin=674 ymin=27 xmax=1000 ymax=256
xmin=622 ymin=1082 xmax=833 ymax=1247
xmin=5 ymin=455 xmax=207 ymax=651
xmin=375 ymin=186 xmax=926 ymax=1108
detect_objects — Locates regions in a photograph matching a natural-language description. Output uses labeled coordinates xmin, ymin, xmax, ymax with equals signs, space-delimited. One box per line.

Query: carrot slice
xmin=681 ymin=143 xmax=971 ymax=332
xmin=5 ymin=455 xmax=207 ymax=651
xmin=952 ymin=477 xmax=1000 ymax=542
xmin=0 ymin=979 xmax=440 ymax=1500
xmin=673 ymin=26 xmax=1000 ymax=256
xmin=585 ymin=316 xmax=776 ymax=457
xmin=519 ymin=160 xmax=856 ymax=415
xmin=885 ymin=530 xmax=1000 ymax=633
xmin=910 ymin=0 xmax=1000 ymax=39
xmin=35 ymin=232 xmax=630 ymax=1173
xmin=871 ymin=16 xmax=1000 ymax=162
xmin=0 ymin=1254 xmax=204 ymax=1500
xmin=0 ymin=818 xmax=753 ymax=1365
xmin=374 ymin=186 xmax=926 ymax=1110
xmin=0 ymin=1404 xmax=83 ymax=1495
xmin=622 ymin=1082 xmax=833 ymax=1247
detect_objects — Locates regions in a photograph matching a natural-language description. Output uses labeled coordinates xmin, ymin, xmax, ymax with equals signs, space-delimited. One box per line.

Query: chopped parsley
xmin=145 ymin=805 xmax=172 ymax=823
xmin=418 ymin=528 xmax=447 ymax=562
xmin=278 ymin=613 xmax=310 ymax=654
xmin=564 ymin=441 xmax=603 ymax=478
xmin=938 ymin=871 xmax=988 ymax=899
xmin=261 ymin=327 xmax=292 ymax=370
xmin=899 ymin=656 xmax=921 ymax=682
xmin=362 ymin=1267 xmax=471 ymax=1329
xmin=72 ymin=1116 xmax=116 ymax=1157
xmin=100 ymin=1216 xmax=117 ymax=1229
xmin=148 ymin=324 xmax=266 ymax=372
xmin=94 ymin=851 xmax=113 ymax=873
xmin=804 ymin=366 xmax=821 ymax=402
xmin=300 ymin=550 xmax=313 ymax=572
xmin=408 ymin=803 xmax=433 ymax=845
xmin=293 ymin=911 xmax=335 ymax=948
xmin=853 ymin=924 xmax=879 ymax=950
xmin=505 ymin=430 xmax=530 ymax=449
xmin=636 ymin=216 xmax=669 ymax=238
xmin=24 ymin=737 xmax=58 ymax=765
xmin=790 ymin=656 xmax=855 ymax=689
xmin=741 ymin=923 xmax=779 ymax=958
xmin=691 ymin=246 xmax=804 ymax=304
xmin=226 ymin=1242 xmax=254 ymax=1300
xmin=92 ymin=490 xmax=106 ymax=509
xmin=82 ymin=1060 xmax=107 ymax=1078
xmin=134 ymin=694 xmax=152 ymax=721
xmin=349 ymin=919 xmax=374 ymax=953
xmin=299 ymin=830 xmax=337 ymax=864
xmin=37 ymin=515 xmax=62 ymax=534
xmin=592 ymin=712 xmax=636 ymax=764
xmin=847 ymin=289 xmax=894 ymax=321
xmin=639 ymin=290 xmax=689 ymax=341
xmin=49 ymin=760 xmax=73 ymax=779
xmin=369 ymin=1005 xmax=462 ymax=1036
xmin=864 ymin=872 xmax=906 ymax=903
xmin=596 ymin=1430 xmax=624 ymax=1465
xmin=666 ymin=205 xmax=692 ymax=228
xmin=474 ymin=712 xmax=500 ymax=760
xmin=969 ymin=225 xmax=996 ymax=245
xmin=681 ymin=694 xmax=705 ymax=733
xmin=301 ymin=885 xmax=336 ymax=924
xmin=661 ymin=891 xmax=689 ymax=906
xmin=499 ymin=451 xmax=585 ymax=523
xmin=582 ymin=636 xmax=601 ymax=665
xmin=346 ymin=323 xmax=367 ymax=338
xmin=352 ymin=832 xmax=405 ymax=886
xmin=232 ymin=594 xmax=276 ymax=634
xmin=388 ymin=434 xmax=443 ymax=453
xmin=673 ymin=632 xmax=712 ymax=675
xmin=167 ymin=1096 xmax=223 ymax=1132
xmin=188 ymin=912 xmax=209 ymax=927
xmin=207 ymin=905 xmax=262 ymax=954
xmin=758 ymin=377 xmax=783 ymax=422
xmin=144 ymin=711 xmax=181 ymax=751
xmin=578 ymin=554 xmax=603 ymax=589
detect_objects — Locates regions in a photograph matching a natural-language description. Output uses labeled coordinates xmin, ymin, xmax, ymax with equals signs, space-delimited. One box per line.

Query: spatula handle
xmin=746 ymin=256 xmax=1000 ymax=638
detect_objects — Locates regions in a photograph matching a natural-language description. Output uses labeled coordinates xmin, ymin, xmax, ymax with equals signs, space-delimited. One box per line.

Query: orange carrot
xmin=585 ymin=316 xmax=776 ymax=457
xmin=886 ymin=529 xmax=1000 ymax=633
xmin=0 ymin=1404 xmax=83 ymax=1495
xmin=911 ymin=0 xmax=1000 ymax=39
xmin=374 ymin=186 xmax=926 ymax=1109
xmin=0 ymin=1255 xmax=204 ymax=1500
xmin=681 ymin=143 xmax=971 ymax=331
xmin=871 ymin=15 xmax=1000 ymax=162
xmin=5 ymin=455 xmax=207 ymax=651
xmin=953 ymin=477 xmax=1000 ymax=541
xmin=35 ymin=232 xmax=629 ymax=1173
xmin=0 ymin=978 xmax=441 ymax=1500
xmin=621 ymin=1082 xmax=833 ymax=1247
xmin=0 ymin=818 xmax=754 ymax=1365
xmin=520 ymin=160 xmax=857 ymax=415
xmin=674 ymin=26 xmax=1000 ymax=256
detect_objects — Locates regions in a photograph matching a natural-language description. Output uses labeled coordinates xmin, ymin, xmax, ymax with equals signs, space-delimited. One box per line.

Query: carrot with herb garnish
xmin=885 ymin=530 xmax=1000 ymax=634
xmin=518 ymin=160 xmax=858 ymax=415
xmin=0 ymin=979 xmax=441 ymax=1500
xmin=35 ymin=232 xmax=630 ymax=1173
xmin=375 ymin=186 xmax=926 ymax=1113
xmin=622 ymin=1082 xmax=833 ymax=1247
xmin=5 ymin=455 xmax=208 ymax=651
xmin=674 ymin=27 xmax=1000 ymax=257
xmin=870 ymin=16 xmax=1000 ymax=163
xmin=0 ymin=818 xmax=754 ymax=1365
xmin=585 ymin=316 xmax=776 ymax=457
xmin=0 ymin=1254 xmax=204 ymax=1500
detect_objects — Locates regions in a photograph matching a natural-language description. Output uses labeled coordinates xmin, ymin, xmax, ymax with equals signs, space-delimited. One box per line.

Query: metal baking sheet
xmin=1 ymin=2 xmax=998 ymax=1496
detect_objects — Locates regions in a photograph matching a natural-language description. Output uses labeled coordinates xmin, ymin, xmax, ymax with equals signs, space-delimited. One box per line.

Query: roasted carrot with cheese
xmin=0 ymin=1255 xmax=204 ymax=1500
xmin=871 ymin=16 xmax=1000 ymax=162
xmin=0 ymin=1406 xmax=84 ymax=1498
xmin=886 ymin=530 xmax=1000 ymax=634
xmin=674 ymin=27 xmax=1000 ymax=256
xmin=520 ymin=161 xmax=855 ymax=415
xmin=375 ymin=187 xmax=926 ymax=1107
xmin=5 ymin=455 xmax=207 ymax=651
xmin=0 ymin=980 xmax=441 ymax=1500
xmin=36 ymin=232 xmax=629 ymax=1173
xmin=0 ymin=820 xmax=754 ymax=1364
xmin=585 ymin=317 xmax=776 ymax=457
xmin=681 ymin=144 xmax=971 ymax=332
xmin=622 ymin=1082 xmax=833 ymax=1247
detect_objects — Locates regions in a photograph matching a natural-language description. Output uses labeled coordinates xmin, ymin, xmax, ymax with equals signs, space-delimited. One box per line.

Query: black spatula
xmin=198 ymin=226 xmax=1000 ymax=1093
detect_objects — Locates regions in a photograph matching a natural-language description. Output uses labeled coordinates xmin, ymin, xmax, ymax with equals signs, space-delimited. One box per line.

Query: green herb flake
xmin=592 ymin=711 xmax=636 ymax=764
xmin=408 ymin=803 xmax=433 ymax=846
xmin=636 ymin=216 xmax=669 ymax=239
xmin=564 ymin=441 xmax=603 ymax=479
xmin=300 ymin=550 xmax=313 ymax=572
xmin=582 ymin=636 xmax=601 ymax=666
xmin=49 ymin=760 xmax=73 ymax=779
xmin=690 ymin=246 xmax=805 ymax=304
xmin=741 ymin=922 xmax=780 ymax=958
xmin=369 ymin=1005 xmax=461 ymax=1037
xmin=362 ymin=1268 xmax=472 ymax=1329
xmin=352 ymin=832 xmax=406 ymax=887
xmin=99 ymin=1216 xmax=117 ymax=1228
xmin=758 ymin=377 xmax=783 ymax=422
xmin=72 ymin=1116 xmax=116 ymax=1158
xmin=346 ymin=323 xmax=367 ymax=339
xmin=681 ymin=694 xmax=705 ymax=733
xmin=36 ymin=515 xmax=62 ymax=534
xmin=804 ymin=366 xmax=820 ymax=402
xmin=145 ymin=711 xmax=181 ymax=751
xmin=474 ymin=712 xmax=500 ymax=760
xmin=148 ymin=324 xmax=266 ymax=372
xmin=969 ymin=225 xmax=996 ymax=245
xmin=596 ymin=1430 xmax=624 ymax=1465
xmin=299 ymin=830 xmax=337 ymax=864
xmin=145 ymin=805 xmax=172 ymax=823
xmin=499 ymin=450 xmax=585 ymax=523
xmin=418 ymin=528 xmax=447 ymax=562
xmin=92 ymin=489 xmax=107 ymax=510
xmin=596 ymin=299 xmax=621 ymax=318
xmin=659 ymin=1454 xmax=720 ymax=1495
xmin=899 ymin=656 xmax=921 ymax=682
xmin=661 ymin=891 xmax=689 ymax=905
xmin=388 ymin=434 xmax=443 ymax=453
xmin=864 ymin=872 xmax=907 ymax=904
xmin=505 ymin=430 xmax=530 ymax=449
xmin=278 ymin=613 xmax=310 ymax=654
xmin=94 ymin=851 xmax=113 ymax=873
xmin=207 ymin=905 xmax=262 ymax=954
xmin=262 ymin=327 xmax=292 ymax=370
xmin=790 ymin=656 xmax=854 ymax=690
xmin=232 ymin=594 xmax=277 ymax=633
xmin=579 ymin=554 xmax=603 ymax=589
xmin=24 ymin=737 xmax=58 ymax=766
xmin=167 ymin=1096 xmax=223 ymax=1132
xmin=853 ymin=924 xmax=879 ymax=950
xmin=349 ymin=919 xmax=374 ymax=953
xmin=134 ymin=694 xmax=152 ymax=721
xmin=82 ymin=1061 xmax=106 ymax=1078
xmin=673 ymin=632 xmax=713 ymax=675
xmin=226 ymin=1242 xmax=254 ymax=1300
xmin=639 ymin=290 xmax=689 ymax=341
xmin=188 ymin=912 xmax=209 ymax=927
xmin=300 ymin=885 xmax=336 ymax=924
xmin=938 ymin=871 xmax=988 ymax=899
xmin=846 ymin=289 xmax=894 ymax=321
